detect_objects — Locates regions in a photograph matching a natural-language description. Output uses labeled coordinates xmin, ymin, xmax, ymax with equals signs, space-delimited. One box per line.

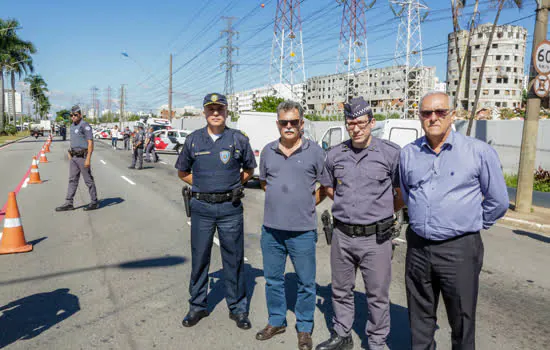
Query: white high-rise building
xmin=230 ymin=83 xmax=305 ymax=114
xmin=3 ymin=90 xmax=23 ymax=117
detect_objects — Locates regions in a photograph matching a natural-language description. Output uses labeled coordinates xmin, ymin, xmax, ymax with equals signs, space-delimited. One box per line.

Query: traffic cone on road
xmin=39 ymin=150 xmax=49 ymax=163
xmin=0 ymin=192 xmax=33 ymax=254
xmin=29 ymin=157 xmax=42 ymax=184
xmin=44 ymin=142 xmax=51 ymax=153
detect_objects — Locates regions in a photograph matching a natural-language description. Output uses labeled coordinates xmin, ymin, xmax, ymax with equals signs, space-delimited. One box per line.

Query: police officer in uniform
xmin=56 ymin=105 xmax=99 ymax=212
xmin=129 ymin=126 xmax=145 ymax=170
xmin=144 ymin=127 xmax=159 ymax=162
xmin=317 ymin=97 xmax=403 ymax=350
xmin=176 ymin=93 xmax=256 ymax=330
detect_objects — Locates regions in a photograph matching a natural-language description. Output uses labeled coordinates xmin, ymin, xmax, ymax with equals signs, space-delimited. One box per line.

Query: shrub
xmin=3 ymin=124 xmax=17 ymax=136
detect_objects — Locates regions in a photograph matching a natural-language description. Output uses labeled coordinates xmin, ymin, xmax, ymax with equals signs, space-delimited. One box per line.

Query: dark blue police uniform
xmin=175 ymin=123 xmax=256 ymax=316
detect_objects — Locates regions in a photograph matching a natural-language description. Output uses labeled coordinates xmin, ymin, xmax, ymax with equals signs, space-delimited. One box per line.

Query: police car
xmin=153 ymin=129 xmax=192 ymax=153
xmin=93 ymin=129 xmax=111 ymax=139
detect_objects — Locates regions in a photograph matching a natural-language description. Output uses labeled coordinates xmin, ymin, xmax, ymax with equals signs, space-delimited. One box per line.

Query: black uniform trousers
xmin=405 ymin=227 xmax=484 ymax=350
xmin=189 ymin=197 xmax=247 ymax=315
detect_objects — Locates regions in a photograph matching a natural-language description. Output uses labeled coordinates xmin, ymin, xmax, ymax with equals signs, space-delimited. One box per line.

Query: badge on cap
xmin=211 ymin=94 xmax=218 ymax=102
xmin=220 ymin=150 xmax=230 ymax=164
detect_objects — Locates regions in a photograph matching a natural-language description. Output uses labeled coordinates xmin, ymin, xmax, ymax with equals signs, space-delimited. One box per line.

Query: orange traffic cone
xmin=39 ymin=150 xmax=49 ymax=163
xmin=0 ymin=192 xmax=33 ymax=254
xmin=29 ymin=157 xmax=42 ymax=184
xmin=44 ymin=142 xmax=51 ymax=153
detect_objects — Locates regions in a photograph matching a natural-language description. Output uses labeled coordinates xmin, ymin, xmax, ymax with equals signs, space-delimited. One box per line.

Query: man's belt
xmin=334 ymin=217 xmax=394 ymax=238
xmin=69 ymin=149 xmax=87 ymax=157
xmin=192 ymin=191 xmax=233 ymax=204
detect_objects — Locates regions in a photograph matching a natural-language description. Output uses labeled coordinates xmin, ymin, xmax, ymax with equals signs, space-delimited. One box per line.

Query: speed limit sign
xmin=534 ymin=40 xmax=550 ymax=75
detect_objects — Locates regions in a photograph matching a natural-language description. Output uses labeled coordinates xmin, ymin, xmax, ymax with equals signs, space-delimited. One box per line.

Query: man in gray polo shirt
xmin=255 ymin=100 xmax=326 ymax=350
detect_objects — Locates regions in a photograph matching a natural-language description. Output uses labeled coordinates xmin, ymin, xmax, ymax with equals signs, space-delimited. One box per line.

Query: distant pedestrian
xmin=400 ymin=91 xmax=509 ymax=350
xmin=123 ymin=126 xmax=131 ymax=150
xmin=256 ymin=100 xmax=326 ymax=350
xmin=111 ymin=125 xmax=119 ymax=150
xmin=145 ymin=127 xmax=159 ymax=162
xmin=129 ymin=126 xmax=145 ymax=170
xmin=55 ymin=105 xmax=99 ymax=212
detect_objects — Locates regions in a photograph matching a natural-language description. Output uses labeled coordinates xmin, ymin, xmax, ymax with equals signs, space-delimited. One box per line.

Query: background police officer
xmin=129 ymin=126 xmax=145 ymax=170
xmin=144 ymin=127 xmax=159 ymax=162
xmin=175 ymin=93 xmax=256 ymax=330
xmin=317 ymin=97 xmax=404 ymax=350
xmin=56 ymin=105 xmax=99 ymax=212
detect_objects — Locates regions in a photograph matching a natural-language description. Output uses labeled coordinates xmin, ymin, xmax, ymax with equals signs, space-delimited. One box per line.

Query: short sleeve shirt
xmin=70 ymin=120 xmax=93 ymax=150
xmin=260 ymin=138 xmax=325 ymax=231
xmin=319 ymin=137 xmax=401 ymax=225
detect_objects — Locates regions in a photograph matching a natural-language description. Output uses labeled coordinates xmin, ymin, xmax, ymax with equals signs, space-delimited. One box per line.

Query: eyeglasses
xmin=419 ymin=109 xmax=450 ymax=119
xmin=70 ymin=113 xmax=80 ymax=117
xmin=277 ymin=119 xmax=301 ymax=127
xmin=345 ymin=120 xmax=370 ymax=130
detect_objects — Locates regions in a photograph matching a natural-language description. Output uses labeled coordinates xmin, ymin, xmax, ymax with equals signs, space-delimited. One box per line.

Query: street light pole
xmin=515 ymin=0 xmax=549 ymax=213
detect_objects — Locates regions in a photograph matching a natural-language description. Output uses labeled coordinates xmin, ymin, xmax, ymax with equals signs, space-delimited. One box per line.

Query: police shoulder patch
xmin=85 ymin=126 xmax=91 ymax=131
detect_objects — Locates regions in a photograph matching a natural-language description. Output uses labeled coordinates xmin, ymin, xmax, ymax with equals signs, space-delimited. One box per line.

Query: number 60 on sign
xmin=534 ymin=40 xmax=550 ymax=75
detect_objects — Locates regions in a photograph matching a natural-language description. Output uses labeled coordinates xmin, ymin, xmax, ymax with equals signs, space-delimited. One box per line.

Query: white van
xmin=319 ymin=119 xmax=426 ymax=151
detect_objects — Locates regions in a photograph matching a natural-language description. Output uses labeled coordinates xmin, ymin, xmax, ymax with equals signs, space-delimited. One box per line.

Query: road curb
xmin=0 ymin=136 xmax=29 ymax=150
xmin=498 ymin=216 xmax=550 ymax=235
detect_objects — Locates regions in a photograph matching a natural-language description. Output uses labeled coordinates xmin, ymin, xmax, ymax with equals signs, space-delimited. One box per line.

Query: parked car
xmin=153 ymin=129 xmax=192 ymax=153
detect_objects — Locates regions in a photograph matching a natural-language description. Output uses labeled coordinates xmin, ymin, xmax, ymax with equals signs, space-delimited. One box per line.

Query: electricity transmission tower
xmin=90 ymin=86 xmax=99 ymax=119
xmin=335 ymin=0 xmax=374 ymax=113
xmin=269 ymin=0 xmax=306 ymax=106
xmin=391 ymin=0 xmax=428 ymax=118
xmin=221 ymin=16 xmax=239 ymax=112
xmin=106 ymin=86 xmax=112 ymax=116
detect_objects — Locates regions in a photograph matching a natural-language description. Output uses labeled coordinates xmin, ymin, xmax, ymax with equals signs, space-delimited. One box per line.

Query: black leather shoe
xmin=55 ymin=204 xmax=74 ymax=212
xmin=182 ymin=310 xmax=209 ymax=327
xmin=136 ymin=167 xmax=143 ymax=170
xmin=316 ymin=333 xmax=353 ymax=350
xmin=229 ymin=312 xmax=252 ymax=330
xmin=128 ymin=166 xmax=135 ymax=169
xmin=83 ymin=202 xmax=100 ymax=211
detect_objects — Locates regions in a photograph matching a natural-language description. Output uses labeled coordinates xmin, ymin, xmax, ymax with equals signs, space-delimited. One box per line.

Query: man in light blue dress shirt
xmin=400 ymin=91 xmax=509 ymax=350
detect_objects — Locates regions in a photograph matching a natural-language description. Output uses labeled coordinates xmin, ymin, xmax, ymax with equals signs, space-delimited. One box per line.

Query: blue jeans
xmin=189 ymin=198 xmax=247 ymax=314
xmin=261 ymin=226 xmax=317 ymax=333
xmin=111 ymin=137 xmax=118 ymax=148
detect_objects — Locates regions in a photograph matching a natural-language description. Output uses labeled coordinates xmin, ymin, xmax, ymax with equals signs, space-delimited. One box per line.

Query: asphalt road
xmin=0 ymin=137 xmax=548 ymax=350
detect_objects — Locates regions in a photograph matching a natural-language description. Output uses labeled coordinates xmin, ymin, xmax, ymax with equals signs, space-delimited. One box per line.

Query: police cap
xmin=71 ymin=105 xmax=82 ymax=114
xmin=203 ymin=93 xmax=228 ymax=107
xmin=343 ymin=97 xmax=373 ymax=120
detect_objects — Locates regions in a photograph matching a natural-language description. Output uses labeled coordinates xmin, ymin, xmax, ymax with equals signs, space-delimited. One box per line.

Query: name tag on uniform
xmin=195 ymin=151 xmax=211 ymax=156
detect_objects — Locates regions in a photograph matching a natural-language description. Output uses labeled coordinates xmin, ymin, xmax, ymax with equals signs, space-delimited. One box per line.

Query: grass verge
xmin=505 ymin=174 xmax=550 ymax=193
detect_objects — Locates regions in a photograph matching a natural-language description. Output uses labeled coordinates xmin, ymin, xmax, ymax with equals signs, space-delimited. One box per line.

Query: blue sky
xmin=4 ymin=0 xmax=539 ymax=114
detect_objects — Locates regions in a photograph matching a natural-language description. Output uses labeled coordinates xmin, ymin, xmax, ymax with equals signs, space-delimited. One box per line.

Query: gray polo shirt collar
xmin=270 ymin=137 xmax=310 ymax=154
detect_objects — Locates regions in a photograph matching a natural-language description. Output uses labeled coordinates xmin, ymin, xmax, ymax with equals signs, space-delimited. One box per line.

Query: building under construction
xmin=305 ymin=65 xmax=437 ymax=116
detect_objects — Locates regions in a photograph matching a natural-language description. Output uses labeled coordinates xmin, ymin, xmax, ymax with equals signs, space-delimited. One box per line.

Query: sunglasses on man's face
xmin=419 ymin=109 xmax=450 ymax=119
xmin=277 ymin=119 xmax=301 ymax=127
xmin=70 ymin=113 xmax=80 ymax=117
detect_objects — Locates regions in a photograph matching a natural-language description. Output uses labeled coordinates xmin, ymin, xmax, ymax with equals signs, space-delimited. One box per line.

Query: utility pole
xmin=515 ymin=0 xmax=549 ymax=213
xmin=269 ymin=0 xmax=307 ymax=108
xmin=391 ymin=0 xmax=428 ymax=118
xmin=106 ymin=86 xmax=112 ymax=118
xmin=168 ymin=54 xmax=173 ymax=121
xmin=119 ymin=84 xmax=125 ymax=129
xmin=221 ymin=17 xmax=239 ymax=113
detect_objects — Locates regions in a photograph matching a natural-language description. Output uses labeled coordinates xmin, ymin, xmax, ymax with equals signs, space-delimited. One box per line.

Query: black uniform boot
xmin=315 ymin=333 xmax=353 ymax=350
xmin=55 ymin=204 xmax=74 ymax=212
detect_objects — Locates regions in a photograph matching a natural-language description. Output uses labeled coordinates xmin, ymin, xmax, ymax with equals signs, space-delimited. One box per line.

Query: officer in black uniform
xmin=176 ymin=93 xmax=256 ymax=330
xmin=56 ymin=105 xmax=99 ymax=211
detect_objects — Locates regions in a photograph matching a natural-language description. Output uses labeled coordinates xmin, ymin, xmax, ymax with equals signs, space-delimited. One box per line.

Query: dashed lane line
xmin=160 ymin=161 xmax=168 ymax=165
xmin=21 ymin=177 xmax=30 ymax=189
xmin=100 ymin=160 xmax=106 ymax=165
xmin=121 ymin=176 xmax=136 ymax=185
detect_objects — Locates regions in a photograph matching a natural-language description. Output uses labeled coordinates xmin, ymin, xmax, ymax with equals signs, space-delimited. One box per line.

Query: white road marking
xmin=100 ymin=160 xmax=106 ymax=165
xmin=187 ymin=220 xmax=191 ymax=225
xmin=21 ymin=177 xmax=30 ymax=189
xmin=394 ymin=238 xmax=407 ymax=244
xmin=160 ymin=161 xmax=167 ymax=165
xmin=121 ymin=176 xmax=136 ymax=185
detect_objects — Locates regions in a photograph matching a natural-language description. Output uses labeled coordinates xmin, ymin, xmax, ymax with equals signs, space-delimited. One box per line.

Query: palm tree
xmin=6 ymin=42 xmax=35 ymax=125
xmin=24 ymin=74 xmax=49 ymax=120
xmin=0 ymin=19 xmax=21 ymax=131
xmin=467 ymin=0 xmax=523 ymax=135
xmin=450 ymin=0 xmax=480 ymax=110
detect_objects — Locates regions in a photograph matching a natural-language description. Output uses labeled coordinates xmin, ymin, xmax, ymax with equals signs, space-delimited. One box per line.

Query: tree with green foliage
xmin=252 ymin=96 xmax=285 ymax=113
xmin=24 ymin=74 xmax=49 ymax=119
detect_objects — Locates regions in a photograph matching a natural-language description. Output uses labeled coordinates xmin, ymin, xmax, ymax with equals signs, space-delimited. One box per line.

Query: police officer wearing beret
xmin=176 ymin=93 xmax=257 ymax=330
xmin=317 ymin=97 xmax=404 ymax=350
xmin=56 ymin=105 xmax=99 ymax=211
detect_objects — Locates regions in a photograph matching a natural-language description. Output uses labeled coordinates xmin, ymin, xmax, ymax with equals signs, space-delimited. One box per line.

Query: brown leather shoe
xmin=298 ymin=332 xmax=313 ymax=350
xmin=255 ymin=324 xmax=286 ymax=341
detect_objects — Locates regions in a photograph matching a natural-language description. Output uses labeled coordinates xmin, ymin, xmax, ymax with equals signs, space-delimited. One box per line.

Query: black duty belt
xmin=69 ymin=149 xmax=87 ymax=158
xmin=334 ymin=217 xmax=394 ymax=238
xmin=192 ymin=191 xmax=233 ymax=204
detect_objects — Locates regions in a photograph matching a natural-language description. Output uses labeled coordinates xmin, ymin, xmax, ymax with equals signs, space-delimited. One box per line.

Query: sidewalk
xmin=499 ymin=203 xmax=550 ymax=235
